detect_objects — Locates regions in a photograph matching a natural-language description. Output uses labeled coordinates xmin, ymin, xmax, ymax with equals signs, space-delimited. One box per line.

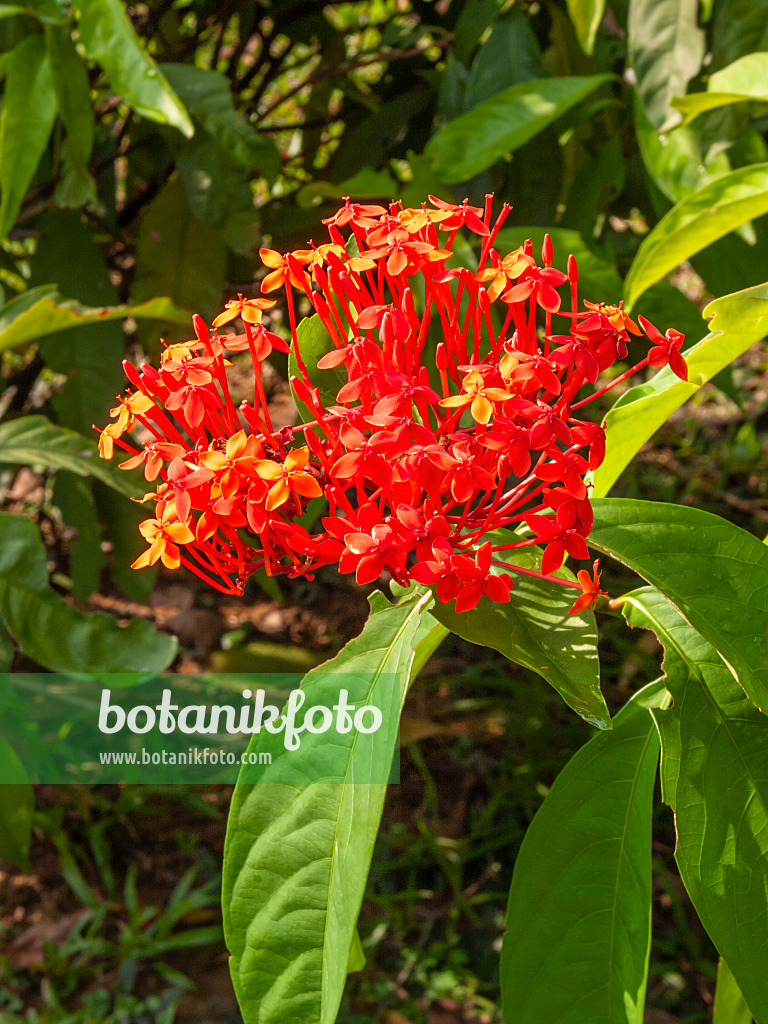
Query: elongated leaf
xmin=0 ymin=741 xmax=33 ymax=869
xmin=417 ymin=533 xmax=608 ymax=729
xmin=131 ymin=177 xmax=227 ymax=345
xmin=223 ymin=589 xmax=432 ymax=1024
xmin=711 ymin=0 xmax=768 ymax=72
xmin=672 ymin=54 xmax=768 ymax=126
xmin=0 ymin=417 xmax=142 ymax=497
xmin=46 ymin=24 xmax=93 ymax=164
xmin=73 ymin=0 xmax=192 ymax=137
xmin=594 ymin=282 xmax=768 ymax=496
xmin=425 ymin=75 xmax=611 ymax=184
xmin=0 ymin=512 xmax=176 ymax=672
xmin=622 ymin=588 xmax=768 ymax=1020
xmin=52 ymin=472 xmax=104 ymax=600
xmin=160 ymin=64 xmax=280 ymax=180
xmin=623 ymin=165 xmax=768 ymax=309
xmin=464 ymin=10 xmax=543 ymax=109
xmin=0 ymin=33 xmax=58 ymax=240
xmin=501 ymin=680 xmax=665 ymax=1023
xmin=590 ymin=499 xmax=768 ymax=714
xmin=288 ymin=314 xmax=346 ymax=420
xmin=713 ymin=958 xmax=753 ymax=1024
xmin=628 ymin=0 xmax=705 ymax=130
xmin=567 ymin=0 xmax=606 ymax=55
xmin=29 ymin=210 xmax=124 ymax=434
xmin=0 ymin=290 xmax=189 ymax=354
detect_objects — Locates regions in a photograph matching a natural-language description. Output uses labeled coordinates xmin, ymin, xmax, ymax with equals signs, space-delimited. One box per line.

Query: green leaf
xmin=453 ymin=0 xmax=504 ymax=63
xmin=175 ymin=132 xmax=253 ymax=227
xmin=566 ymin=0 xmax=607 ymax=55
xmin=46 ymin=24 xmax=93 ymax=164
xmin=288 ymin=314 xmax=347 ymax=420
xmin=73 ymin=0 xmax=193 ymax=137
xmin=594 ymin=282 xmax=768 ymax=495
xmin=0 ymin=512 xmax=176 ymax=672
xmin=672 ymin=54 xmax=768 ymax=126
xmin=0 ymin=290 xmax=190 ymax=354
xmin=0 ymin=416 xmax=143 ymax=497
xmin=623 ymin=164 xmax=768 ymax=310
xmin=223 ymin=589 xmax=431 ymax=1024
xmin=0 ymin=621 xmax=13 ymax=670
xmin=160 ymin=64 xmax=280 ymax=180
xmin=628 ymin=0 xmax=705 ymax=130
xmin=130 ymin=177 xmax=227 ymax=345
xmin=713 ymin=958 xmax=753 ymax=1024
xmin=590 ymin=499 xmax=768 ymax=714
xmin=621 ymin=587 xmax=768 ymax=1021
xmin=93 ymin=483 xmax=157 ymax=602
xmin=28 ymin=210 xmax=124 ymax=434
xmin=346 ymin=929 xmax=366 ymax=974
xmin=501 ymin=680 xmax=665 ymax=1023
xmin=464 ymin=10 xmax=543 ymax=110
xmin=52 ymin=472 xmax=104 ymax=601
xmin=710 ymin=0 xmax=768 ymax=72
xmin=425 ymin=75 xmax=612 ymax=184
xmin=420 ymin=533 xmax=608 ymax=729
xmin=0 ymin=33 xmax=58 ymax=240
xmin=0 ymin=741 xmax=33 ymax=869
xmin=634 ymin=94 xmax=733 ymax=203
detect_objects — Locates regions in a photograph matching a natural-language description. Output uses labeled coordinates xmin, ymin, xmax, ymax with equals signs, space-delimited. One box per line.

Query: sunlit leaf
xmin=590 ymin=499 xmax=768 ymax=714
xmin=223 ymin=589 xmax=432 ymax=1024
xmin=622 ymin=588 xmax=768 ymax=1021
xmin=74 ymin=0 xmax=193 ymax=137
xmin=425 ymin=75 xmax=612 ymax=184
xmin=0 ymin=33 xmax=58 ymax=239
xmin=501 ymin=680 xmax=665 ymax=1023
xmin=623 ymin=164 xmax=768 ymax=309
xmin=594 ymin=282 xmax=768 ymax=495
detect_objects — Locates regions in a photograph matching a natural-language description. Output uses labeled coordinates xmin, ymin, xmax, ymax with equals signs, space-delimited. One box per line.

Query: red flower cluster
xmin=99 ymin=195 xmax=687 ymax=614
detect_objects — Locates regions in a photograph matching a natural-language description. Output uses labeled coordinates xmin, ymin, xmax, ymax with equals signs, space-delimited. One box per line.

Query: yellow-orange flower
xmin=253 ymin=446 xmax=322 ymax=511
xmin=212 ymin=294 xmax=276 ymax=328
xmin=132 ymin=506 xmax=195 ymax=570
xmin=198 ymin=430 xmax=264 ymax=500
xmin=439 ymin=370 xmax=513 ymax=425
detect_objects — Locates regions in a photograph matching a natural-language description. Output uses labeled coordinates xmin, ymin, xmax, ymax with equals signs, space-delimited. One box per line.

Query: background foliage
xmin=1 ymin=0 xmax=768 ymax=1022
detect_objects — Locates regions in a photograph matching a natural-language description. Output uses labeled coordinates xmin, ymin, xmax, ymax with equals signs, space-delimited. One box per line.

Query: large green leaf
xmin=623 ymin=165 xmax=768 ymax=309
xmin=288 ymin=314 xmax=347 ymax=420
xmin=52 ymin=472 xmax=104 ymax=601
xmin=566 ymin=0 xmax=606 ymax=55
xmin=0 ymin=512 xmax=176 ymax=672
xmin=711 ymin=0 xmax=768 ymax=72
xmin=463 ymin=10 xmax=543 ymax=109
xmin=418 ymin=533 xmax=608 ymax=729
xmin=593 ymin=282 xmax=768 ymax=496
xmin=0 ymin=33 xmax=58 ymax=240
xmin=713 ymin=959 xmax=753 ymax=1024
xmin=46 ymin=24 xmax=93 ymax=164
xmin=425 ymin=75 xmax=611 ymax=184
xmin=160 ymin=64 xmax=280 ymax=180
xmin=0 ymin=417 xmax=143 ymax=498
xmin=590 ymin=499 xmax=768 ymax=715
xmin=622 ymin=588 xmax=768 ymax=1021
xmin=131 ymin=177 xmax=227 ymax=345
xmin=0 ymin=741 xmax=33 ymax=869
xmin=628 ymin=0 xmax=705 ymax=130
xmin=501 ymin=680 xmax=665 ymax=1023
xmin=223 ymin=589 xmax=432 ymax=1024
xmin=672 ymin=53 xmax=768 ymax=126
xmin=73 ymin=0 xmax=193 ymax=137
xmin=0 ymin=289 xmax=189 ymax=354
xmin=28 ymin=210 xmax=124 ymax=435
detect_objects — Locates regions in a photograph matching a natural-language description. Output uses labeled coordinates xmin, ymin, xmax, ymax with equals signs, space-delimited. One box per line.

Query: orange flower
xmin=259 ymin=249 xmax=311 ymax=293
xmin=132 ymin=506 xmax=196 ymax=570
xmin=98 ymin=391 xmax=155 ymax=458
xmin=475 ymin=247 xmax=531 ymax=301
xmin=568 ymin=560 xmax=603 ymax=616
xmin=198 ymin=430 xmax=264 ymax=500
xmin=583 ymin=301 xmax=641 ymax=337
xmin=439 ymin=370 xmax=513 ymax=424
xmin=212 ymin=294 xmax=276 ymax=328
xmin=254 ymin=446 xmax=322 ymax=511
